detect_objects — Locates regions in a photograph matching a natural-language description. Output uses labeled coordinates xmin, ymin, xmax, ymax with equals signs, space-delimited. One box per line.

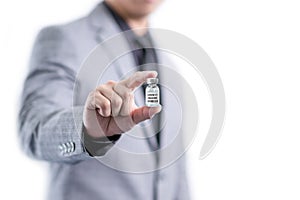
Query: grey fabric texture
xmin=18 ymin=2 xmax=190 ymax=200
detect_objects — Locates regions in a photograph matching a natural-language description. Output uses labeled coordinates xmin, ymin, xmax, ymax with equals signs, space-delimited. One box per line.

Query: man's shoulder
xmin=37 ymin=15 xmax=91 ymax=42
xmin=36 ymin=2 xmax=108 ymax=43
xmin=33 ymin=4 xmax=106 ymax=61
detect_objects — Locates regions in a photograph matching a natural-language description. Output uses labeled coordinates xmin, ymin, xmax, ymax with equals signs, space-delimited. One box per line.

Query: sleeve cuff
xmin=82 ymin=126 xmax=121 ymax=157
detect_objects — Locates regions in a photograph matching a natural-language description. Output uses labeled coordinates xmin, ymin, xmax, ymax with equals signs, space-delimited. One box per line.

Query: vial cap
xmin=147 ymin=78 xmax=158 ymax=84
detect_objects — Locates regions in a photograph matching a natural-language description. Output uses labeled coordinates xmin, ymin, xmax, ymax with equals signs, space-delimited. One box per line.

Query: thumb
xmin=131 ymin=105 xmax=162 ymax=124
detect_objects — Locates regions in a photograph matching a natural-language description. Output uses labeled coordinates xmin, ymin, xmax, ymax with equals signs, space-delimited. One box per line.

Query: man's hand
xmin=83 ymin=71 xmax=161 ymax=138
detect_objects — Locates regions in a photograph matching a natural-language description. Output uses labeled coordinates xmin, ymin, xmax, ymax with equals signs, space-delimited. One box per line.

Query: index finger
xmin=119 ymin=71 xmax=158 ymax=90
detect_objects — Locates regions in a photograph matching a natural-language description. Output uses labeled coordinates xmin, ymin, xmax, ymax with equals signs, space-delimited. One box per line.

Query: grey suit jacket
xmin=18 ymin=2 xmax=190 ymax=200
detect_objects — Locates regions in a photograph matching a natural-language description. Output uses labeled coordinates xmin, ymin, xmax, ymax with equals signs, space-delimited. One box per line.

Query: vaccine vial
xmin=145 ymin=78 xmax=160 ymax=107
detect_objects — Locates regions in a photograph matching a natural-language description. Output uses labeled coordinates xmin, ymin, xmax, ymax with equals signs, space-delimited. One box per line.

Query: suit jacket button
xmin=70 ymin=142 xmax=75 ymax=152
xmin=62 ymin=143 xmax=67 ymax=154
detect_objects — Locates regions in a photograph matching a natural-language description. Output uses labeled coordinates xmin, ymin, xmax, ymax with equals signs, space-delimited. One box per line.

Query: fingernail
xmin=149 ymin=105 xmax=162 ymax=118
xmin=150 ymin=113 xmax=155 ymax=119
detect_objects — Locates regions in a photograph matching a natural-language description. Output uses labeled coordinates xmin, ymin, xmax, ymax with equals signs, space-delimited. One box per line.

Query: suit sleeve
xmin=18 ymin=26 xmax=116 ymax=164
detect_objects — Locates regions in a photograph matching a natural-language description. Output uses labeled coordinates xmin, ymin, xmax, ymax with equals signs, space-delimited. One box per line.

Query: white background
xmin=1 ymin=0 xmax=300 ymax=199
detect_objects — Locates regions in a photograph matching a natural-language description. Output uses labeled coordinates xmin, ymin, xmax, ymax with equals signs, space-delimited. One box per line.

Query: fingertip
xmin=149 ymin=104 xmax=162 ymax=118
xmin=131 ymin=105 xmax=161 ymax=124
xmin=146 ymin=70 xmax=158 ymax=78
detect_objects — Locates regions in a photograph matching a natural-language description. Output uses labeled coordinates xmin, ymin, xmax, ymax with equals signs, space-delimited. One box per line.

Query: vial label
xmin=145 ymin=78 xmax=160 ymax=107
xmin=146 ymin=91 xmax=159 ymax=106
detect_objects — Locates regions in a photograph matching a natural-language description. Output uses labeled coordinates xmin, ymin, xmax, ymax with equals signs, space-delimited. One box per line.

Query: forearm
xmin=18 ymin=25 xmax=121 ymax=163
xmin=19 ymin=103 xmax=90 ymax=163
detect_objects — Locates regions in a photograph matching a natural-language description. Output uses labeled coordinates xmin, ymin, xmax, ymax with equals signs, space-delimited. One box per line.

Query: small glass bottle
xmin=145 ymin=78 xmax=160 ymax=107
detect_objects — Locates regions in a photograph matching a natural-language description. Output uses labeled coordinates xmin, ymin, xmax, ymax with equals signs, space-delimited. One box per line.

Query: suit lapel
xmin=87 ymin=3 xmax=158 ymax=149
xmin=89 ymin=3 xmax=145 ymax=102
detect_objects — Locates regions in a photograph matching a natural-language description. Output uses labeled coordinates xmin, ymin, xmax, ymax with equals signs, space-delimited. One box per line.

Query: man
xmin=18 ymin=0 xmax=190 ymax=199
